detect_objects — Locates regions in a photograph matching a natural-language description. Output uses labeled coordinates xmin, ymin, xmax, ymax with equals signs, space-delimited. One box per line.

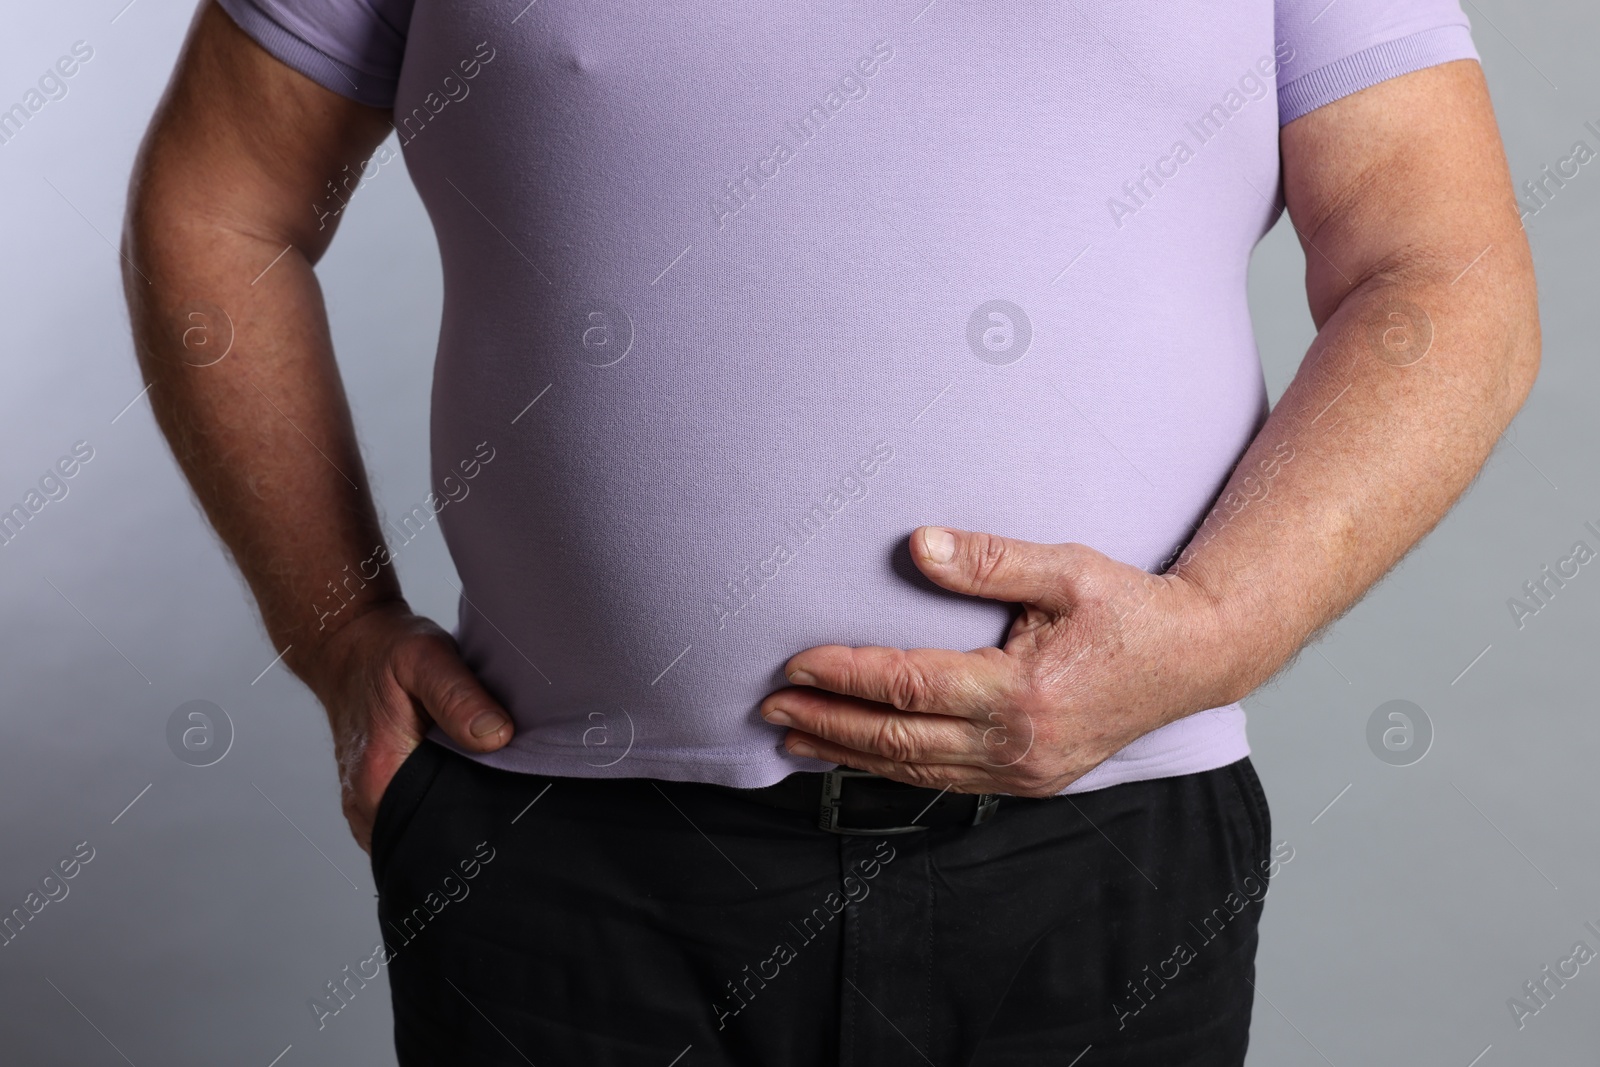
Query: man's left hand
xmin=760 ymin=526 xmax=1241 ymax=797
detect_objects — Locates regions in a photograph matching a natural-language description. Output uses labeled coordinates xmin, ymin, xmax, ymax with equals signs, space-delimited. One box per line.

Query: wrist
xmin=1168 ymin=569 xmax=1268 ymax=710
xmin=283 ymin=594 xmax=412 ymax=697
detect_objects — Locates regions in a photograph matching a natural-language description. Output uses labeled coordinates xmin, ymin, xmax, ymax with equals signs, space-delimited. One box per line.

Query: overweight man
xmin=123 ymin=0 xmax=1538 ymax=1063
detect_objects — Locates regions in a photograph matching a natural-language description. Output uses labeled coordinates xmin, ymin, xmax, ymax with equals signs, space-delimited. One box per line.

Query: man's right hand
xmin=299 ymin=601 xmax=515 ymax=855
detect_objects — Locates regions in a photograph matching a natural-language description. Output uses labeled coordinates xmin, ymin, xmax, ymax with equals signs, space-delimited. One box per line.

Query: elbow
xmin=1508 ymin=331 xmax=1541 ymax=421
xmin=120 ymin=167 xmax=147 ymax=298
xmin=1499 ymin=274 xmax=1542 ymax=424
xmin=120 ymin=141 xmax=170 ymax=315
xmin=119 ymin=165 xmax=171 ymax=374
xmin=120 ymin=173 xmax=156 ymax=370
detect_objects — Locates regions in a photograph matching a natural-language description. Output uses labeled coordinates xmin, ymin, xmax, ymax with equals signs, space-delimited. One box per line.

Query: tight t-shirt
xmin=217 ymin=0 xmax=1478 ymax=791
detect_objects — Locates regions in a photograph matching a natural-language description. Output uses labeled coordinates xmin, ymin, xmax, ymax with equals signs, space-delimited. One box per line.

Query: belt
xmin=737 ymin=767 xmax=1002 ymax=835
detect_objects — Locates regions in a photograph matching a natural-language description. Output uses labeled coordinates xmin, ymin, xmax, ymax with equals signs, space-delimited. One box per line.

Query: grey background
xmin=1 ymin=1 xmax=1595 ymax=1064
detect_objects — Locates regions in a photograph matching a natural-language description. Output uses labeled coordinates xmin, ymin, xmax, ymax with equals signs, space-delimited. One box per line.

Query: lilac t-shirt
xmin=218 ymin=0 xmax=1478 ymax=792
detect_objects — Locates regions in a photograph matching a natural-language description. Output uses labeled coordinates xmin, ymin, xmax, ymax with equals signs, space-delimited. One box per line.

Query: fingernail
xmin=763 ymin=708 xmax=793 ymax=727
xmin=789 ymin=740 xmax=817 ymax=759
xmin=922 ymin=527 xmax=955 ymax=563
xmin=788 ymin=669 xmax=816 ymax=686
xmin=470 ymin=711 xmax=510 ymax=738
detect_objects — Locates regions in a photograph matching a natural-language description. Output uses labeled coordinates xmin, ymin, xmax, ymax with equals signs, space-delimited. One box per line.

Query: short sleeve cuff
xmin=1278 ymin=23 xmax=1479 ymax=126
xmin=215 ymin=0 xmax=398 ymax=109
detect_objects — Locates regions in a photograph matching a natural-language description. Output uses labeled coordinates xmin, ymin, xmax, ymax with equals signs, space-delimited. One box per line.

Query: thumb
xmin=392 ymin=634 xmax=514 ymax=752
xmin=911 ymin=526 xmax=1078 ymax=612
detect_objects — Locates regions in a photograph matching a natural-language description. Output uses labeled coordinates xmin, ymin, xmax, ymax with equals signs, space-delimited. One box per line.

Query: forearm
xmin=1171 ymin=253 xmax=1539 ymax=702
xmin=1160 ymin=59 xmax=1541 ymax=706
xmin=125 ymin=222 xmax=399 ymax=675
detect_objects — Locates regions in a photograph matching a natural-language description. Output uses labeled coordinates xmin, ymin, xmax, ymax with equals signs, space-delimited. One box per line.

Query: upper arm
xmin=1269 ymin=0 xmax=1527 ymax=328
xmin=128 ymin=1 xmax=395 ymax=260
xmin=1280 ymin=60 xmax=1526 ymax=327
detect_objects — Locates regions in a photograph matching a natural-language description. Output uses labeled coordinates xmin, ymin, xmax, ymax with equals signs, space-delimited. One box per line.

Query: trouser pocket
xmin=1227 ymin=756 xmax=1272 ymax=877
xmin=370 ymin=740 xmax=447 ymax=888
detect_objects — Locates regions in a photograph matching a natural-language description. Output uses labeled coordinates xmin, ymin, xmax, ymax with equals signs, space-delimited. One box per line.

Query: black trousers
xmin=370 ymin=741 xmax=1274 ymax=1066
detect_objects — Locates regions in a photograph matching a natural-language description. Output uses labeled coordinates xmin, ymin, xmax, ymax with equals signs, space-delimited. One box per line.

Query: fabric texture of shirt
xmin=215 ymin=0 xmax=1479 ymax=791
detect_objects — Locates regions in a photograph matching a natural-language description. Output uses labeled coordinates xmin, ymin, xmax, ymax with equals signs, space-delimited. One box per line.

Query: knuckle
xmin=1018 ymin=763 xmax=1058 ymax=796
xmin=895 ymin=762 xmax=945 ymax=789
xmin=433 ymin=676 xmax=478 ymax=717
xmin=966 ymin=536 xmax=1010 ymax=593
xmin=397 ymin=624 xmax=454 ymax=670
xmin=793 ymin=705 xmax=828 ymax=740
xmin=884 ymin=652 xmax=931 ymax=711
xmin=974 ymin=711 xmax=1019 ymax=762
xmin=870 ymin=716 xmax=922 ymax=764
xmin=993 ymin=756 xmax=1054 ymax=798
xmin=987 ymin=732 xmax=1057 ymax=795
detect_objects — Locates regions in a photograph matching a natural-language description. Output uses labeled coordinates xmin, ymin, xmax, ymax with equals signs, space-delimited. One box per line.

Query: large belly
xmin=401 ymin=0 xmax=1278 ymax=773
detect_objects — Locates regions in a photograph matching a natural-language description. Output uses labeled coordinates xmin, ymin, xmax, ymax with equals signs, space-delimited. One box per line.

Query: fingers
xmin=341 ymin=728 xmax=402 ymax=854
xmin=782 ymin=644 xmax=1012 ymax=719
xmin=391 ymin=633 xmax=514 ymax=751
xmin=760 ymin=687 xmax=992 ymax=766
xmin=912 ymin=526 xmax=1086 ymax=612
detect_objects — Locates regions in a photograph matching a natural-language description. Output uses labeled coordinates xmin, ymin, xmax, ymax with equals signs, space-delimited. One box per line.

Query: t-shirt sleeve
xmin=1275 ymin=0 xmax=1479 ymax=125
xmin=213 ymin=0 xmax=414 ymax=109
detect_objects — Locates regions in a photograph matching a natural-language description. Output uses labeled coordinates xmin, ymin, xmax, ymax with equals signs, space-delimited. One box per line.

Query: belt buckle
xmin=818 ymin=768 xmax=1001 ymax=835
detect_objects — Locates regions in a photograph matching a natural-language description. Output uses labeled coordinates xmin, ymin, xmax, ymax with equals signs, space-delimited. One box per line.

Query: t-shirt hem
xmin=214 ymin=0 xmax=397 ymax=109
xmin=1278 ymin=24 xmax=1479 ymax=126
xmin=424 ymin=725 xmax=831 ymax=788
xmin=424 ymin=714 xmax=1251 ymax=796
xmin=1058 ymin=719 xmax=1251 ymax=794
